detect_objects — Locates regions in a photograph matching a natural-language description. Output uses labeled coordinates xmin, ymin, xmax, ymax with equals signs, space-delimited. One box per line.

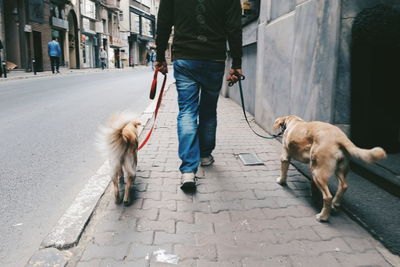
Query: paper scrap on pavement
xmin=153 ymin=249 xmax=179 ymax=264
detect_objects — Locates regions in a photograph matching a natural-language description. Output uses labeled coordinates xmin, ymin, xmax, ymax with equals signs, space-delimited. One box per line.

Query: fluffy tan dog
xmin=273 ymin=115 xmax=386 ymax=222
xmin=99 ymin=113 xmax=141 ymax=206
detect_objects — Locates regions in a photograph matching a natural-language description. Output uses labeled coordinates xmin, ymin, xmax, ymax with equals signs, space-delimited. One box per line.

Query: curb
xmin=0 ymin=66 xmax=147 ymax=82
xmin=25 ymin=81 xmax=175 ymax=266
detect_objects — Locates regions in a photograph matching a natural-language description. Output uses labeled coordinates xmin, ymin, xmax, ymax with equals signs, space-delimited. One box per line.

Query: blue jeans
xmin=173 ymin=59 xmax=225 ymax=174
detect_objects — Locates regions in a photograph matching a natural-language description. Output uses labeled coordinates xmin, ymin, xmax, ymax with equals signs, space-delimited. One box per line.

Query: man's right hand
xmin=226 ymin=69 xmax=243 ymax=85
xmin=155 ymin=61 xmax=168 ymax=75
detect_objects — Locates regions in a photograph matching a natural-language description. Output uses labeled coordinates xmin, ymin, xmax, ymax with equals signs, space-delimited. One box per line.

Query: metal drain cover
xmin=238 ymin=153 xmax=264 ymax=166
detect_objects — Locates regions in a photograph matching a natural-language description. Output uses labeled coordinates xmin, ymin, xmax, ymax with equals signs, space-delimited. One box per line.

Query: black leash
xmin=228 ymin=73 xmax=285 ymax=139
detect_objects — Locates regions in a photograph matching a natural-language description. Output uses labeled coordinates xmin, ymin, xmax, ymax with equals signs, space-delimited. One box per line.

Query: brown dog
xmin=273 ymin=115 xmax=386 ymax=222
xmin=99 ymin=113 xmax=141 ymax=206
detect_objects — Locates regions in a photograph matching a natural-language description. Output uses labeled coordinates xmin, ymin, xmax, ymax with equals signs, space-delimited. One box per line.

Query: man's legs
xmin=198 ymin=62 xmax=225 ymax=161
xmin=50 ymin=57 xmax=55 ymax=73
xmin=55 ymin=57 xmax=60 ymax=73
xmin=198 ymin=89 xmax=220 ymax=158
xmin=173 ymin=60 xmax=201 ymax=175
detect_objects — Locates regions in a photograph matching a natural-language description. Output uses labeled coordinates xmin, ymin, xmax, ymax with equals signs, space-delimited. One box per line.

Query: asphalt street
xmin=0 ymin=68 xmax=155 ymax=266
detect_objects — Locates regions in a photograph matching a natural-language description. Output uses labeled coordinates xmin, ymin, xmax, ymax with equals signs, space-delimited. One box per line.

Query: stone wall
xmin=228 ymin=0 xmax=341 ymax=133
xmin=228 ymin=0 xmax=400 ymax=135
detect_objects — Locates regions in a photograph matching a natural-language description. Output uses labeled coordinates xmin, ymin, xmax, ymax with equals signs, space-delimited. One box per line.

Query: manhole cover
xmin=238 ymin=153 xmax=264 ymax=166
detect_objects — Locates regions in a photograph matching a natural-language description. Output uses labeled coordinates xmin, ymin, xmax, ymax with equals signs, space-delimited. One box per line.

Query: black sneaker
xmin=180 ymin=173 xmax=196 ymax=190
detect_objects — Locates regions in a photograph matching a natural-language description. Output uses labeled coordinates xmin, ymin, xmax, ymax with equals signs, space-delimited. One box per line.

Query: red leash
xmin=138 ymin=68 xmax=167 ymax=151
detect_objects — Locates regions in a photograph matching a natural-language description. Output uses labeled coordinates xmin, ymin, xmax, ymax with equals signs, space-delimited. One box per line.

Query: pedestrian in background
xmin=150 ymin=50 xmax=157 ymax=70
xmin=48 ymin=37 xmax=61 ymax=74
xmin=0 ymin=39 xmax=3 ymax=78
xmin=99 ymin=48 xmax=107 ymax=70
xmin=155 ymin=0 xmax=243 ymax=190
xmin=145 ymin=51 xmax=151 ymax=66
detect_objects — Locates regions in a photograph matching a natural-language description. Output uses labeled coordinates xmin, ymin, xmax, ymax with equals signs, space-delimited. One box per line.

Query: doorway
xmin=351 ymin=5 xmax=400 ymax=153
xmin=32 ymin=31 xmax=43 ymax=72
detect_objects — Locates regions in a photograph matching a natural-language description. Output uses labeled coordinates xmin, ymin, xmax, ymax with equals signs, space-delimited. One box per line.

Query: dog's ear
xmin=133 ymin=122 xmax=141 ymax=127
xmin=273 ymin=116 xmax=287 ymax=130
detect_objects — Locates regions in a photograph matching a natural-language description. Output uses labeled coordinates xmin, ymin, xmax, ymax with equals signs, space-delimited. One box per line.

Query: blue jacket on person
xmin=48 ymin=40 xmax=61 ymax=57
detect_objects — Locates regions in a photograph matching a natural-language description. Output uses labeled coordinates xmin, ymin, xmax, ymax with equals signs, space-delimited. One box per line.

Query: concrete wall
xmin=230 ymin=0 xmax=400 ymax=135
xmin=230 ymin=0 xmax=341 ymax=133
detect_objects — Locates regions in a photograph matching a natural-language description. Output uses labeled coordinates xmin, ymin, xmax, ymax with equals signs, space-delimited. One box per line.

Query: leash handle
xmin=149 ymin=67 xmax=160 ymax=99
xmin=139 ymin=68 xmax=167 ymax=150
xmin=234 ymin=77 xmax=282 ymax=139
xmin=228 ymin=73 xmax=245 ymax=87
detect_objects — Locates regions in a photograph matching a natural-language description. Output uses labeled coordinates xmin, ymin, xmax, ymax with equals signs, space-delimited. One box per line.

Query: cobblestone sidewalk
xmin=68 ymin=86 xmax=397 ymax=267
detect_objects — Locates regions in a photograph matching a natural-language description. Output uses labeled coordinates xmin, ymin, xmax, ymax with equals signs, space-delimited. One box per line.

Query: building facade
xmin=0 ymin=0 xmax=159 ymax=72
xmin=128 ymin=0 xmax=156 ymax=66
xmin=0 ymin=0 xmax=80 ymax=72
xmin=225 ymin=0 xmax=400 ymax=154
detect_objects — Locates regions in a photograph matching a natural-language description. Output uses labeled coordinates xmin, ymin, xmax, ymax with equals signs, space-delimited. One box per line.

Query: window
xmin=142 ymin=17 xmax=153 ymax=37
xmin=29 ymin=0 xmax=44 ymax=22
xmin=142 ymin=0 xmax=152 ymax=8
xmin=130 ymin=13 xmax=140 ymax=33
xmin=102 ymin=19 xmax=107 ymax=34
xmin=241 ymin=0 xmax=260 ymax=26
xmin=81 ymin=0 xmax=96 ymax=19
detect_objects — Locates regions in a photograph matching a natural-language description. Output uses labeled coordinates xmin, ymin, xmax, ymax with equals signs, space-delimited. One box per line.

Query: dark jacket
xmin=156 ymin=0 xmax=242 ymax=69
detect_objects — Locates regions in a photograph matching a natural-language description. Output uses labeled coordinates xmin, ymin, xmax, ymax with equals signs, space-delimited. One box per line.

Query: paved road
xmin=0 ymin=68 xmax=155 ymax=266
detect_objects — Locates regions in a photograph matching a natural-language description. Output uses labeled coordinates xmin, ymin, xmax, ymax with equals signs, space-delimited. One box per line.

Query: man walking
xmin=155 ymin=0 xmax=243 ymax=190
xmin=48 ymin=37 xmax=61 ymax=74
xmin=99 ymin=48 xmax=107 ymax=70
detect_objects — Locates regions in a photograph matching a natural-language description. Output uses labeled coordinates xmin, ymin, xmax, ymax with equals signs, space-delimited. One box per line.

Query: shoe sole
xmin=200 ymin=159 xmax=214 ymax=167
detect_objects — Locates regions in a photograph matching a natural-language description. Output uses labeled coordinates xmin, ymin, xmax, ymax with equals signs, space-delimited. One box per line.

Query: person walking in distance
xmin=150 ymin=50 xmax=157 ymax=70
xmin=145 ymin=51 xmax=151 ymax=66
xmin=155 ymin=0 xmax=243 ymax=190
xmin=100 ymin=48 xmax=107 ymax=70
xmin=48 ymin=37 xmax=61 ymax=74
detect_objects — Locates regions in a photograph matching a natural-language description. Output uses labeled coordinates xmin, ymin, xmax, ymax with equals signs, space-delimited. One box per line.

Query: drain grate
xmin=238 ymin=153 xmax=264 ymax=166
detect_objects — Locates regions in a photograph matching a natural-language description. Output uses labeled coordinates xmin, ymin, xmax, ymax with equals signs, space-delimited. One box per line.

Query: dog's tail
xmin=121 ymin=122 xmax=139 ymax=145
xmin=340 ymin=139 xmax=386 ymax=163
xmin=97 ymin=112 xmax=140 ymax=158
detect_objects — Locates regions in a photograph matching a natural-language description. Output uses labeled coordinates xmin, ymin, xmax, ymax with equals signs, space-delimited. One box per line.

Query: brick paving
xmin=69 ymin=86 xmax=396 ymax=267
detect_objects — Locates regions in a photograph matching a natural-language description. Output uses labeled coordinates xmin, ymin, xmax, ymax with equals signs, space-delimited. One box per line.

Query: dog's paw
xmin=114 ymin=196 xmax=122 ymax=205
xmin=276 ymin=177 xmax=287 ymax=185
xmin=316 ymin=213 xmax=329 ymax=222
xmin=330 ymin=203 xmax=341 ymax=215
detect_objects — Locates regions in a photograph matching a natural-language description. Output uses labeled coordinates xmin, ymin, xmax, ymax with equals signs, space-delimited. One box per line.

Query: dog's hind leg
xmin=277 ymin=149 xmax=290 ymax=185
xmin=112 ymin=166 xmax=123 ymax=204
xmin=123 ymin=152 xmax=137 ymax=206
xmin=311 ymin=157 xmax=335 ymax=222
xmin=332 ymin=159 xmax=349 ymax=212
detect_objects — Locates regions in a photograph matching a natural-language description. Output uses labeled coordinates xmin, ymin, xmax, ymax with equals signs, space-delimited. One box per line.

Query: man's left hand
xmin=226 ymin=69 xmax=243 ymax=85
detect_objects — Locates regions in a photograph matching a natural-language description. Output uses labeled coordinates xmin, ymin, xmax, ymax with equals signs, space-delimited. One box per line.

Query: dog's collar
xmin=273 ymin=124 xmax=286 ymax=138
